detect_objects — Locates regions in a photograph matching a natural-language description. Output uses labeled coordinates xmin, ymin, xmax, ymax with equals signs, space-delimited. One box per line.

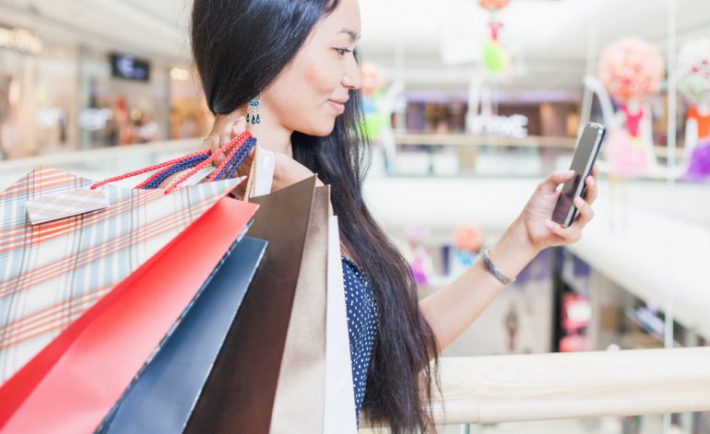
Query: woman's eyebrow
xmin=338 ymin=28 xmax=360 ymax=42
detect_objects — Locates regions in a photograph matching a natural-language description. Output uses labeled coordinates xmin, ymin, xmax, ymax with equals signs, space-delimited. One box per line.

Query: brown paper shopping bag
xmin=185 ymin=177 xmax=323 ymax=434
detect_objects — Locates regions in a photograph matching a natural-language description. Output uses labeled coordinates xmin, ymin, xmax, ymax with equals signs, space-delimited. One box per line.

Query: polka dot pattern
xmin=341 ymin=256 xmax=379 ymax=423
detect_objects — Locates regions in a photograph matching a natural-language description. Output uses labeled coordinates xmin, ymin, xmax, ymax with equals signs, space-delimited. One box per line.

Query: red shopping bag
xmin=0 ymin=170 xmax=257 ymax=433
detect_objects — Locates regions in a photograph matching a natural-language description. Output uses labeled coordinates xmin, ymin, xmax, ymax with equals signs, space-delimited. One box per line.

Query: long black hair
xmin=191 ymin=1 xmax=440 ymax=432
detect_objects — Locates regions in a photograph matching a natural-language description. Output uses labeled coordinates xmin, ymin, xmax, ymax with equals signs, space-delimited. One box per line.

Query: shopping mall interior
xmin=0 ymin=0 xmax=709 ymax=433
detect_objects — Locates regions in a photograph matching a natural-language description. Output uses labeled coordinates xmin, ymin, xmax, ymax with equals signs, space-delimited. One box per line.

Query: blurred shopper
xmin=135 ymin=112 xmax=159 ymax=143
xmin=116 ymin=96 xmax=132 ymax=145
xmin=504 ymin=301 xmax=520 ymax=353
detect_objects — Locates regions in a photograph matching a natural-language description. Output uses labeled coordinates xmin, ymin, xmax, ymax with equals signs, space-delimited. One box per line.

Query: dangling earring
xmin=246 ymin=94 xmax=261 ymax=125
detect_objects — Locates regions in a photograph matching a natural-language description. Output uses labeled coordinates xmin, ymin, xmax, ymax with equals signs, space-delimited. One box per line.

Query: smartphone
xmin=551 ymin=122 xmax=606 ymax=227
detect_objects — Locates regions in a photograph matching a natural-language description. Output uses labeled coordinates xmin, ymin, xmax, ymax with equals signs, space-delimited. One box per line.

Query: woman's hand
xmin=204 ymin=113 xmax=320 ymax=194
xmin=204 ymin=114 xmax=253 ymax=182
xmin=485 ymin=168 xmax=599 ymax=280
xmin=516 ymin=167 xmax=599 ymax=252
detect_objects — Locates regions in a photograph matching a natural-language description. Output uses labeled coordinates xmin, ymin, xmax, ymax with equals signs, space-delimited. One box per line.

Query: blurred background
xmin=0 ymin=0 xmax=709 ymax=433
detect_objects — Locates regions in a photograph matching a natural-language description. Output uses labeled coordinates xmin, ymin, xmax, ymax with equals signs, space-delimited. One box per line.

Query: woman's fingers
xmin=235 ymin=147 xmax=255 ymax=176
xmin=574 ymin=196 xmax=594 ymax=224
xmin=232 ymin=116 xmax=247 ymax=137
xmin=536 ymin=166 xmax=600 ymax=247
xmin=204 ymin=136 xmax=222 ymax=166
xmin=210 ymin=117 xmax=247 ymax=167
xmin=218 ymin=121 xmax=234 ymax=160
xmin=227 ymin=117 xmax=250 ymax=177
xmin=539 ymin=170 xmax=575 ymax=193
xmin=544 ymin=196 xmax=594 ymax=244
xmin=203 ymin=112 xmax=249 ymax=168
xmin=545 ymin=219 xmax=582 ymax=243
xmin=584 ymin=174 xmax=598 ymax=205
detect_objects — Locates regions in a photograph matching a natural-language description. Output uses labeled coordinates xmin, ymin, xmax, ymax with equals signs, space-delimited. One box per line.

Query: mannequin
xmin=584 ymin=76 xmax=661 ymax=179
xmin=675 ymin=38 xmax=710 ymax=180
xmin=583 ymin=75 xmax=660 ymax=233
xmin=359 ymin=62 xmax=403 ymax=175
xmin=680 ymin=102 xmax=710 ymax=180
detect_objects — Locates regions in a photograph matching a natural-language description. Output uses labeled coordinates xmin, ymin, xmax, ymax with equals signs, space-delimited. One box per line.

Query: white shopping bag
xmin=324 ymin=215 xmax=358 ymax=433
xmin=245 ymin=145 xmax=275 ymax=199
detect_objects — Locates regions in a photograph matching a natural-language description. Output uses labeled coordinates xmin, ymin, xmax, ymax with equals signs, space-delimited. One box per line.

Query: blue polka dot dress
xmin=341 ymin=256 xmax=379 ymax=423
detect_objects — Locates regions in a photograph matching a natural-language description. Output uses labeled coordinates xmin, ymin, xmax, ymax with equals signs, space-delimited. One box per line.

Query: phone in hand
xmin=552 ymin=122 xmax=606 ymax=227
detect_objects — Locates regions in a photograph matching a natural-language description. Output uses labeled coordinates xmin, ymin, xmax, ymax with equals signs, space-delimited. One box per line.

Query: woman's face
xmin=262 ymin=0 xmax=362 ymax=137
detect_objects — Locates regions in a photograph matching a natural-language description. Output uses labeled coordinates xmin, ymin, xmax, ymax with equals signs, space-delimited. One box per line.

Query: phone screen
xmin=552 ymin=124 xmax=605 ymax=226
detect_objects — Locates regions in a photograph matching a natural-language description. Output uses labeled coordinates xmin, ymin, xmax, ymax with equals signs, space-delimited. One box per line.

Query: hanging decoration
xmin=477 ymin=0 xmax=510 ymax=12
xmin=598 ymin=37 xmax=663 ymax=104
xmin=478 ymin=0 xmax=512 ymax=75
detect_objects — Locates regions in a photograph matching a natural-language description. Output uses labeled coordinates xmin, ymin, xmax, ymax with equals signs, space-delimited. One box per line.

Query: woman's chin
xmin=298 ymin=120 xmax=337 ymax=137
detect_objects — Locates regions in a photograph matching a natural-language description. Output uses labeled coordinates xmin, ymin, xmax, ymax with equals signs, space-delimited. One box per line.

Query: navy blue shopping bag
xmin=95 ymin=236 xmax=268 ymax=434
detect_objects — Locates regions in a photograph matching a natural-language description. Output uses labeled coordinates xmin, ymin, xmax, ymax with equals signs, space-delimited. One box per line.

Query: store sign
xmin=110 ymin=53 xmax=151 ymax=81
xmin=633 ymin=307 xmax=665 ymax=337
xmin=36 ymin=108 xmax=65 ymax=128
xmin=0 ymin=26 xmax=43 ymax=54
xmin=79 ymin=108 xmax=113 ymax=131
xmin=470 ymin=114 xmax=528 ymax=138
xmin=170 ymin=67 xmax=190 ymax=81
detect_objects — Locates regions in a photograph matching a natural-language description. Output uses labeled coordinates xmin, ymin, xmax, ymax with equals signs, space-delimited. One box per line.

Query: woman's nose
xmin=342 ymin=61 xmax=362 ymax=90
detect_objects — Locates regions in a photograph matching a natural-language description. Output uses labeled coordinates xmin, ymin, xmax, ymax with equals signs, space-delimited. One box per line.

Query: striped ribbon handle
xmin=135 ymin=151 xmax=212 ymax=190
xmin=90 ymin=132 xmax=253 ymax=194
xmin=163 ymin=136 xmax=256 ymax=195
xmin=160 ymin=133 xmax=253 ymax=194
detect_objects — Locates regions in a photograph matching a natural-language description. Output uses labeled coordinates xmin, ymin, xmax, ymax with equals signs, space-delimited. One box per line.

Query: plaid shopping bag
xmin=0 ymin=166 xmax=240 ymax=385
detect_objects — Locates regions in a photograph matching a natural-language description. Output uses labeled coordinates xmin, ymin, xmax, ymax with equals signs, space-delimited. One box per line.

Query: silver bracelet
xmin=481 ymin=248 xmax=516 ymax=285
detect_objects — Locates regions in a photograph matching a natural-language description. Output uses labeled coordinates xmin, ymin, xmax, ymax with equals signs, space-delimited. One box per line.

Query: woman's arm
xmin=202 ymin=112 xmax=599 ymax=354
xmin=419 ymin=169 xmax=599 ymax=352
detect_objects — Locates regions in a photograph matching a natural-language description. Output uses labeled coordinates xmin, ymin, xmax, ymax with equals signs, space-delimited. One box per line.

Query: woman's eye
xmin=334 ymin=48 xmax=353 ymax=56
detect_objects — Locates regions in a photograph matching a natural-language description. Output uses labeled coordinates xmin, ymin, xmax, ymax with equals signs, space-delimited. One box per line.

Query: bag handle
xmin=90 ymin=131 xmax=253 ymax=194
xmin=136 ymin=151 xmax=211 ymax=190
xmin=162 ymin=134 xmax=254 ymax=194
xmin=207 ymin=137 xmax=256 ymax=183
xmin=139 ymin=134 xmax=256 ymax=191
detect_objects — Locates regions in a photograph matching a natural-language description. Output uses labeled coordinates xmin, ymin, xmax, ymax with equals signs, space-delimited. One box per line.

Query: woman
xmin=191 ymin=0 xmax=598 ymax=432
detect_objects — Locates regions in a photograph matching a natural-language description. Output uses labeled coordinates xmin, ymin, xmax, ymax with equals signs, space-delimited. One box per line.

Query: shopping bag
xmin=244 ymin=144 xmax=275 ymax=198
xmin=269 ymin=184 xmax=330 ymax=433
xmin=0 ymin=166 xmax=241 ymax=385
xmin=324 ymin=215 xmax=358 ymax=433
xmin=0 ymin=178 xmax=257 ymax=433
xmin=246 ymin=149 xmax=333 ymax=433
xmin=187 ymin=175 xmax=357 ymax=434
xmin=185 ymin=176 xmax=319 ymax=434
xmin=96 ymin=236 xmax=268 ymax=434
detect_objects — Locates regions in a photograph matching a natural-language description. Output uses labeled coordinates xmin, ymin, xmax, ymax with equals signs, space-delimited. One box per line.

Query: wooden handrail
xmin=425 ymin=348 xmax=710 ymax=425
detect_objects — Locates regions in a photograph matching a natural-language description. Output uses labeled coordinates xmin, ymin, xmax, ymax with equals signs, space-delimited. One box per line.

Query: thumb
xmin=231 ymin=116 xmax=248 ymax=137
xmin=540 ymin=170 xmax=575 ymax=193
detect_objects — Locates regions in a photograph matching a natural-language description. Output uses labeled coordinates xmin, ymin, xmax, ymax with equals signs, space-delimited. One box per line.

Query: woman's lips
xmin=327 ymin=100 xmax=346 ymax=114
